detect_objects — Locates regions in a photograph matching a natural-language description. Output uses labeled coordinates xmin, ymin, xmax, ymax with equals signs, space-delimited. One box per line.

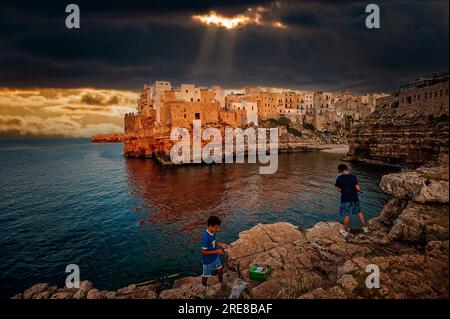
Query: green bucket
xmin=249 ymin=265 xmax=271 ymax=281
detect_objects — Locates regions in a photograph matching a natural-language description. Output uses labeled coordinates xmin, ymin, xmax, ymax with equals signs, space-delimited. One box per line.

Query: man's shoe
xmin=362 ymin=227 xmax=369 ymax=233
xmin=339 ymin=229 xmax=350 ymax=238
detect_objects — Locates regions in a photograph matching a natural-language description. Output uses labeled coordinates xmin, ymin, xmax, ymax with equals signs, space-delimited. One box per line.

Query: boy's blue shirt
xmin=201 ymin=229 xmax=217 ymax=265
xmin=335 ymin=173 xmax=359 ymax=203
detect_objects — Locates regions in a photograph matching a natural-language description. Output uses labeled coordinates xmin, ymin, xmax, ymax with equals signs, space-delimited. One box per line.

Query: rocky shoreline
xmin=91 ymin=133 xmax=124 ymax=143
xmin=13 ymin=164 xmax=448 ymax=299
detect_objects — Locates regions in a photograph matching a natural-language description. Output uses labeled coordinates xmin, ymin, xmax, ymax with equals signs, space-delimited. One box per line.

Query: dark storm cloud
xmin=0 ymin=0 xmax=448 ymax=92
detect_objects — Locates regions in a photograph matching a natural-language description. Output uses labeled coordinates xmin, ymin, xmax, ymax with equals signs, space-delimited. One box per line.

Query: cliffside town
xmin=122 ymin=81 xmax=386 ymax=163
xmin=15 ymin=161 xmax=448 ymax=299
xmin=348 ymin=72 xmax=449 ymax=167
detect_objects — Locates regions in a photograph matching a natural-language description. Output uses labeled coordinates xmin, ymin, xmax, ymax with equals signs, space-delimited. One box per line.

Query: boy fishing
xmin=335 ymin=163 xmax=369 ymax=237
xmin=201 ymin=216 xmax=229 ymax=287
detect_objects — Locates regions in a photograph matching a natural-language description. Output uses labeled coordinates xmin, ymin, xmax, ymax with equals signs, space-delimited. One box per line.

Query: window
xmin=191 ymin=98 xmax=193 ymax=102
xmin=406 ymin=96 xmax=412 ymax=104
xmin=195 ymin=113 xmax=200 ymax=120
xmin=184 ymin=114 xmax=186 ymax=118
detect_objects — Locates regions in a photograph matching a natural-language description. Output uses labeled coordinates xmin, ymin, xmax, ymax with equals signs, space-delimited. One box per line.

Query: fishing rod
xmin=135 ymin=273 xmax=180 ymax=287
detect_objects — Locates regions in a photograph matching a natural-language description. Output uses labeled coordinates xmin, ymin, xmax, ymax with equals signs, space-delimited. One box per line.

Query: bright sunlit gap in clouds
xmin=191 ymin=5 xmax=287 ymax=81
xmin=192 ymin=7 xmax=287 ymax=30
xmin=193 ymin=11 xmax=250 ymax=29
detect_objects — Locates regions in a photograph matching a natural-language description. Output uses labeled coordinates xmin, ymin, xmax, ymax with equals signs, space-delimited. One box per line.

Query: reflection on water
xmin=0 ymin=139 xmax=398 ymax=298
xmin=125 ymin=152 xmax=397 ymax=234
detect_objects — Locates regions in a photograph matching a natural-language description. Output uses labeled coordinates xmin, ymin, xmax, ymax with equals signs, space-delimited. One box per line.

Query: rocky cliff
xmin=124 ymin=127 xmax=346 ymax=164
xmin=13 ymin=165 xmax=448 ymax=299
xmin=123 ymin=115 xmax=348 ymax=164
xmin=347 ymin=109 xmax=449 ymax=167
xmin=91 ymin=133 xmax=124 ymax=143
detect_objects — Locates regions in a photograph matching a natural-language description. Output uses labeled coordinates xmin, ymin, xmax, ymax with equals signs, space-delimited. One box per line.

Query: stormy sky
xmin=1 ymin=0 xmax=448 ymax=92
xmin=0 ymin=0 xmax=448 ymax=138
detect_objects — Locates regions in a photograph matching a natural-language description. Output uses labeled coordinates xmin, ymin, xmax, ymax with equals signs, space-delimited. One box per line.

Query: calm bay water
xmin=0 ymin=139 xmax=398 ymax=297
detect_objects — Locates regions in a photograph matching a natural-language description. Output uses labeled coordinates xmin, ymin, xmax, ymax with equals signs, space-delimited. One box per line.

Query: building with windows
xmin=376 ymin=72 xmax=449 ymax=117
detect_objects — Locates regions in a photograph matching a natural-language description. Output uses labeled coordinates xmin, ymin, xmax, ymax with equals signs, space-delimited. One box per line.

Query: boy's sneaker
xmin=339 ymin=229 xmax=350 ymax=238
xmin=362 ymin=227 xmax=369 ymax=233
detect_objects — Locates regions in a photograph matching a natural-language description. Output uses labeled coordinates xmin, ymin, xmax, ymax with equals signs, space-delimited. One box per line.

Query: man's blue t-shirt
xmin=201 ymin=230 xmax=217 ymax=265
xmin=335 ymin=173 xmax=359 ymax=203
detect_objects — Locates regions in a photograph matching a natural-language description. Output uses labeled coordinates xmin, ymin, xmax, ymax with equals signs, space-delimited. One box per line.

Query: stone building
xmin=136 ymin=81 xmax=228 ymax=126
xmin=137 ymin=81 xmax=172 ymax=121
xmin=375 ymin=72 xmax=449 ymax=117
xmin=283 ymin=91 xmax=301 ymax=109
xmin=175 ymin=84 xmax=201 ymax=102
xmin=313 ymin=92 xmax=334 ymax=116
xmin=278 ymin=108 xmax=303 ymax=124
xmin=212 ymin=86 xmax=225 ymax=109
xmin=244 ymin=90 xmax=302 ymax=121
xmin=348 ymin=72 xmax=449 ymax=166
xmin=334 ymin=92 xmax=362 ymax=122
xmin=229 ymin=101 xmax=258 ymax=126
xmin=301 ymin=91 xmax=334 ymax=131
xmin=225 ymin=93 xmax=244 ymax=109
xmin=200 ymin=88 xmax=216 ymax=103
xmin=125 ymin=81 xmax=245 ymax=159
xmin=252 ymin=92 xmax=279 ymax=120
xmin=300 ymin=92 xmax=314 ymax=116
xmin=360 ymin=93 xmax=388 ymax=118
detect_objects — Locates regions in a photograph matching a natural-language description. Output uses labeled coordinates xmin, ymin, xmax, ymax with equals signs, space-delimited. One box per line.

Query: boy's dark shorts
xmin=339 ymin=201 xmax=361 ymax=217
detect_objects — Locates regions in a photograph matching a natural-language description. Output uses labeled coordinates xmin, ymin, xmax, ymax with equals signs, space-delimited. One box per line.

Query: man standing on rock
xmin=201 ymin=216 xmax=229 ymax=287
xmin=335 ymin=163 xmax=369 ymax=237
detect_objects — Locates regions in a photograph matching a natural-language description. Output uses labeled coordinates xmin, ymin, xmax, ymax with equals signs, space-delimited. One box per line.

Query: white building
xmin=175 ymin=84 xmax=201 ymax=102
xmin=230 ymin=101 xmax=258 ymax=126
xmin=300 ymin=92 xmax=314 ymax=115
xmin=137 ymin=81 xmax=172 ymax=122
xmin=212 ymin=86 xmax=225 ymax=108
xmin=313 ymin=92 xmax=334 ymax=116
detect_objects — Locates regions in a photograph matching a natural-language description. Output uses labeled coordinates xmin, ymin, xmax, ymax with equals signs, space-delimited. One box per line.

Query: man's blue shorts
xmin=202 ymin=257 xmax=222 ymax=277
xmin=339 ymin=201 xmax=361 ymax=217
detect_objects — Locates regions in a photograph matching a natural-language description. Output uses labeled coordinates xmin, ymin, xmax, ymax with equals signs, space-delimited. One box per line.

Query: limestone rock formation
xmin=380 ymin=170 xmax=449 ymax=203
xmin=348 ymin=116 xmax=449 ymax=166
xmin=91 ymin=133 xmax=124 ymax=143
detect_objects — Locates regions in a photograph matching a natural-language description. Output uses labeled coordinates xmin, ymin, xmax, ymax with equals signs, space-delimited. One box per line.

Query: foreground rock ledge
xmin=13 ymin=166 xmax=449 ymax=299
